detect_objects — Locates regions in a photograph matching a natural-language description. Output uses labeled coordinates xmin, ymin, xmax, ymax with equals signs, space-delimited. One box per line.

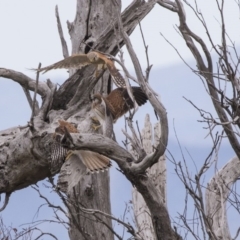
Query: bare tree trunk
xmin=54 ymin=1 xmax=156 ymax=239
xmin=56 ymin=1 xmax=120 ymax=239
xmin=0 ymin=1 xmax=182 ymax=239
xmin=132 ymin=114 xmax=166 ymax=240
xmin=205 ymin=156 xmax=240 ymax=240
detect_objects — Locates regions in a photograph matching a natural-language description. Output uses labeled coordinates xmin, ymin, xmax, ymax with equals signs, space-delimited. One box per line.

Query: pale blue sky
xmin=0 ymin=1 xmax=239 ymax=239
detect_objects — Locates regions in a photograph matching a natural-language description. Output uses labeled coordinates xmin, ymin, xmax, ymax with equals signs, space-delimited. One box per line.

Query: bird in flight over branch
xmin=35 ymin=51 xmax=126 ymax=88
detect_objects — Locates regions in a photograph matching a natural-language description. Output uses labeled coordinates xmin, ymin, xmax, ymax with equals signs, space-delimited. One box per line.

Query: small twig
xmin=121 ymin=203 xmax=129 ymax=239
xmin=110 ymin=56 xmax=139 ymax=84
xmin=0 ymin=192 xmax=11 ymax=212
xmin=30 ymin=63 xmax=41 ymax=127
xmin=233 ymin=226 xmax=240 ymax=240
xmin=21 ymin=87 xmax=34 ymax=110
xmin=79 ymin=207 xmax=141 ymax=239
xmin=15 ymin=226 xmax=58 ymax=240
xmin=31 ymin=186 xmax=67 ymax=215
xmin=20 ymin=89 xmax=38 ymax=127
xmin=117 ymin=50 xmax=139 ymax=118
xmin=55 ymin=5 xmax=69 ymax=59
xmin=136 ymin=120 xmax=143 ymax=146
xmin=123 ymin=116 xmax=128 ymax=150
xmin=160 ymin=32 xmax=195 ymax=72
xmin=138 ymin=21 xmax=152 ymax=82
xmin=183 ymin=96 xmax=240 ymax=129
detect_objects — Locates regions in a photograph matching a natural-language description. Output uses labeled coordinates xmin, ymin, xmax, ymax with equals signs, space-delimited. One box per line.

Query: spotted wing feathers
xmin=105 ymin=60 xmax=126 ymax=88
xmin=36 ymin=54 xmax=92 ymax=74
xmin=33 ymin=51 xmax=126 ymax=88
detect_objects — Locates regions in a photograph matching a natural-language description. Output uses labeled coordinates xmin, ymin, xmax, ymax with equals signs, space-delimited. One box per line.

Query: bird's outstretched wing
xmin=51 ymin=120 xmax=111 ymax=173
xmin=33 ymin=51 xmax=126 ymax=87
xmin=35 ymin=54 xmax=93 ymax=74
xmin=78 ymin=150 xmax=111 ymax=172
xmin=105 ymin=86 xmax=148 ymax=121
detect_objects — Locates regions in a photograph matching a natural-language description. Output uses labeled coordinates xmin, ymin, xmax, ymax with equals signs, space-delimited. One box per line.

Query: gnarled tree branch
xmin=205 ymin=156 xmax=240 ymax=240
xmin=0 ymin=68 xmax=48 ymax=96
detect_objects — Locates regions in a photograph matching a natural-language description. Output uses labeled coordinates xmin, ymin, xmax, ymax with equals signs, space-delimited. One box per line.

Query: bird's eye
xmin=90 ymin=95 xmax=96 ymax=102
xmin=95 ymin=97 xmax=102 ymax=104
xmin=94 ymin=98 xmax=99 ymax=104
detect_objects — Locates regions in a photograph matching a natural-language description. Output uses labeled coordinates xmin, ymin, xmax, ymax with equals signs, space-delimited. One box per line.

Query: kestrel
xmin=51 ymin=120 xmax=111 ymax=173
xmin=35 ymin=51 xmax=126 ymax=88
xmin=91 ymin=86 xmax=148 ymax=136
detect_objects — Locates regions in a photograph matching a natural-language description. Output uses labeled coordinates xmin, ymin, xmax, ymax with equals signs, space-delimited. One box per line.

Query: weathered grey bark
xmin=57 ymin=3 xmax=179 ymax=236
xmin=113 ymin=6 xmax=181 ymax=238
xmin=132 ymin=114 xmax=166 ymax=240
xmin=0 ymin=1 xmax=185 ymax=239
xmin=205 ymin=156 xmax=240 ymax=240
xmin=0 ymin=1 xmax=167 ymax=240
xmin=58 ymin=113 xmax=113 ymax=240
xmin=157 ymin=0 xmax=240 ymax=238
xmin=55 ymin=1 xmax=156 ymax=239
xmin=58 ymin=1 xmax=118 ymax=239
xmin=52 ymin=0 xmax=156 ymax=111
xmin=0 ymin=0 xmax=156 ymax=194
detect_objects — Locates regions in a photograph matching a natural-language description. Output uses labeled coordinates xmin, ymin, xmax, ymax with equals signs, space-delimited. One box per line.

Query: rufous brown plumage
xmin=92 ymin=87 xmax=148 ymax=122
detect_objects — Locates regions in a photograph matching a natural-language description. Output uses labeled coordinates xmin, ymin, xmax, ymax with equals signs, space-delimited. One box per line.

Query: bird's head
xmin=87 ymin=52 xmax=99 ymax=63
xmin=91 ymin=94 xmax=102 ymax=108
xmin=91 ymin=94 xmax=106 ymax=121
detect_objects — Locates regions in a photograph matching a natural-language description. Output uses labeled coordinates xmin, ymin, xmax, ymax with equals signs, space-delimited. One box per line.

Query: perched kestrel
xmin=51 ymin=120 xmax=111 ymax=173
xmin=91 ymin=87 xmax=148 ymax=136
xmin=35 ymin=51 xmax=126 ymax=88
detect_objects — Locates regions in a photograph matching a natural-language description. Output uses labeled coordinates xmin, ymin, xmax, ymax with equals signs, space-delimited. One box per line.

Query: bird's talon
xmin=91 ymin=116 xmax=100 ymax=124
xmin=65 ymin=151 xmax=73 ymax=161
xmin=91 ymin=123 xmax=101 ymax=131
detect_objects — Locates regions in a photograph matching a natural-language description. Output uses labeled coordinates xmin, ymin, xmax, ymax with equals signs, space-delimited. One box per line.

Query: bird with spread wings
xmin=35 ymin=51 xmax=126 ymax=88
xmin=51 ymin=120 xmax=111 ymax=173
xmin=91 ymin=86 xmax=148 ymax=137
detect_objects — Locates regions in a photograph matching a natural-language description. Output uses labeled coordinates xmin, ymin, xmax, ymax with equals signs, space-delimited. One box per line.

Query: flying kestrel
xmin=91 ymin=86 xmax=148 ymax=136
xmin=36 ymin=51 xmax=126 ymax=88
xmin=51 ymin=120 xmax=111 ymax=173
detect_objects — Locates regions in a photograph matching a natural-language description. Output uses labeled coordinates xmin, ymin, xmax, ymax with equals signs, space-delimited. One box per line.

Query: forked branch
xmin=165 ymin=0 xmax=240 ymax=158
xmin=0 ymin=68 xmax=48 ymax=96
xmin=114 ymin=1 xmax=168 ymax=173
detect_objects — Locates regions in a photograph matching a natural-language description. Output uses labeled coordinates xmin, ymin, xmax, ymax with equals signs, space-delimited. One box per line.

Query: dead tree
xmin=157 ymin=0 xmax=240 ymax=239
xmin=0 ymin=1 xmax=180 ymax=240
xmin=132 ymin=114 xmax=166 ymax=240
xmin=4 ymin=0 xmax=239 ymax=239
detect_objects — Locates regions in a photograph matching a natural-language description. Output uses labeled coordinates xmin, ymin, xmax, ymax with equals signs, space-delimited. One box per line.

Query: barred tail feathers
xmin=78 ymin=150 xmax=111 ymax=172
xmin=50 ymin=142 xmax=68 ymax=174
